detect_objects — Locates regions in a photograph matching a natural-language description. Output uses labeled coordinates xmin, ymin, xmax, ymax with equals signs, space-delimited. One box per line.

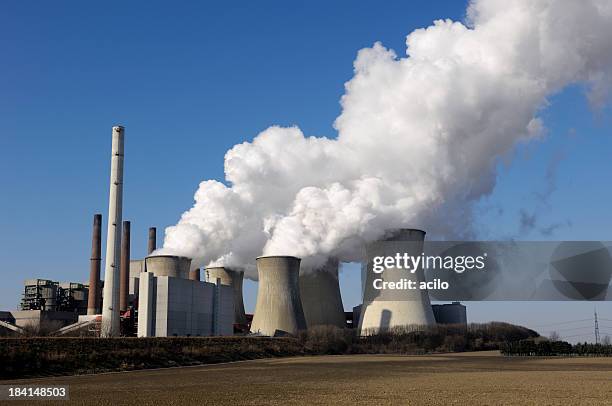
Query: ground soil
xmin=5 ymin=351 xmax=612 ymax=405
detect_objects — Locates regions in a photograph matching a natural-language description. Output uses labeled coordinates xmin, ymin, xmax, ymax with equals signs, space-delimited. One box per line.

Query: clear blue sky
xmin=1 ymin=1 xmax=611 ymax=342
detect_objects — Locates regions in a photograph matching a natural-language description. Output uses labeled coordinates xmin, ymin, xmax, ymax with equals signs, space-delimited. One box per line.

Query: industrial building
xmin=206 ymin=266 xmax=248 ymax=325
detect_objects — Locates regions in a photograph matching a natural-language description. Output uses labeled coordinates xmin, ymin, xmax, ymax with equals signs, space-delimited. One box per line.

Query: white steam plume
xmin=158 ymin=0 xmax=612 ymax=276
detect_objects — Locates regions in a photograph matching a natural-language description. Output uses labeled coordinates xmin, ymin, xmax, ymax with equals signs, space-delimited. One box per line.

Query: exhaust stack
xmin=148 ymin=227 xmax=156 ymax=254
xmin=87 ymin=213 xmax=102 ymax=315
xmin=119 ymin=220 xmax=130 ymax=312
xmin=250 ymin=256 xmax=306 ymax=336
xmin=101 ymin=125 xmax=124 ymax=337
xmin=206 ymin=267 xmax=247 ymax=324
xmin=300 ymin=258 xmax=345 ymax=329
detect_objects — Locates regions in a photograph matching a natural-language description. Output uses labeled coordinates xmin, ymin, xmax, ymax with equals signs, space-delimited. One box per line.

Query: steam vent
xmin=250 ymin=256 xmax=307 ymax=336
xmin=358 ymin=228 xmax=436 ymax=335
xmin=299 ymin=258 xmax=345 ymax=328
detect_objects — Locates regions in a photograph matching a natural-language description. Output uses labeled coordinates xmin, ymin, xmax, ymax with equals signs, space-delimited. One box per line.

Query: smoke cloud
xmin=159 ymin=0 xmax=612 ymax=276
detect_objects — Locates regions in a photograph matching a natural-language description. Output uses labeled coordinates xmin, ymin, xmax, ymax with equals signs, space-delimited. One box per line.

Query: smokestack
xmin=101 ymin=125 xmax=124 ymax=337
xmin=189 ymin=267 xmax=201 ymax=281
xmin=250 ymin=256 xmax=306 ymax=336
xmin=206 ymin=267 xmax=247 ymax=325
xmin=119 ymin=220 xmax=130 ymax=312
xmin=87 ymin=213 xmax=102 ymax=315
xmin=358 ymin=228 xmax=436 ymax=335
xmin=148 ymin=227 xmax=156 ymax=255
xmin=299 ymin=258 xmax=345 ymax=329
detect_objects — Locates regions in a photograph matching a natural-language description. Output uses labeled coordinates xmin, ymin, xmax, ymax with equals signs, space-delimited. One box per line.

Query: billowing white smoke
xmin=159 ymin=0 xmax=612 ymax=276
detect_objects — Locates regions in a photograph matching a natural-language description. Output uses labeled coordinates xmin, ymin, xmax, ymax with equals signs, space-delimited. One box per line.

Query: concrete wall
xmin=10 ymin=310 xmax=77 ymax=329
xmin=206 ymin=267 xmax=247 ymax=325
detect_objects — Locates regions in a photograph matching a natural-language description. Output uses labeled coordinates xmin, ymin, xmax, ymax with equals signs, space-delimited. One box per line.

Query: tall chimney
xmin=148 ymin=227 xmax=156 ymax=254
xmin=119 ymin=220 xmax=130 ymax=312
xmin=87 ymin=214 xmax=102 ymax=315
xmin=101 ymin=125 xmax=124 ymax=337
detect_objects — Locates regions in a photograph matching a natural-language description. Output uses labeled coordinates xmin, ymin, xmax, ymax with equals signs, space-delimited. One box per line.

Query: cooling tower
xmin=101 ymin=126 xmax=124 ymax=337
xmin=250 ymin=256 xmax=307 ymax=336
xmin=119 ymin=220 xmax=130 ymax=312
xmin=87 ymin=213 xmax=102 ymax=315
xmin=145 ymin=255 xmax=191 ymax=278
xmin=358 ymin=228 xmax=436 ymax=335
xmin=299 ymin=258 xmax=346 ymax=329
xmin=206 ymin=266 xmax=247 ymax=325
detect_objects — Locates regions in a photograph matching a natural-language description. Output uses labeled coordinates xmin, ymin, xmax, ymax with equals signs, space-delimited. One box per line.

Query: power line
xmin=550 ymin=325 xmax=597 ymax=332
xmin=533 ymin=318 xmax=592 ymax=328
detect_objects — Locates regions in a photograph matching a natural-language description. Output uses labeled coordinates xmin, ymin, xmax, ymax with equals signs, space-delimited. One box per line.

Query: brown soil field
xmin=5 ymin=351 xmax=612 ymax=405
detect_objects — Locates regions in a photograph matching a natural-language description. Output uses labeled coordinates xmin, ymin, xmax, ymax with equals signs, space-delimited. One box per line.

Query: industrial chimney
xmin=206 ymin=267 xmax=247 ymax=325
xmin=87 ymin=213 xmax=102 ymax=315
xmin=119 ymin=220 xmax=130 ymax=312
xmin=148 ymin=227 xmax=156 ymax=255
xmin=299 ymin=258 xmax=346 ymax=329
xmin=250 ymin=256 xmax=307 ymax=336
xmin=358 ymin=228 xmax=436 ymax=335
xmin=101 ymin=125 xmax=124 ymax=337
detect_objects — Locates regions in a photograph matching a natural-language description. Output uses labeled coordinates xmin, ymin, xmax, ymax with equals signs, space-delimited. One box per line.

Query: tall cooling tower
xmin=145 ymin=255 xmax=191 ymax=278
xmin=101 ymin=125 xmax=124 ymax=337
xmin=250 ymin=256 xmax=307 ymax=336
xmin=299 ymin=258 xmax=346 ymax=329
xmin=206 ymin=267 xmax=247 ymax=324
xmin=358 ymin=228 xmax=436 ymax=335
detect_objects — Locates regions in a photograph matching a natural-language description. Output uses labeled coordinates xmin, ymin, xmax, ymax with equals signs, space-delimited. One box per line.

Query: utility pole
xmin=594 ymin=308 xmax=600 ymax=345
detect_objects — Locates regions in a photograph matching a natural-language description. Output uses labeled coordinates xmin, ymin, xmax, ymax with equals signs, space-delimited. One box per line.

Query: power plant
xmin=299 ymin=258 xmax=345 ymax=329
xmin=250 ymin=256 xmax=307 ymax=336
xmin=0 ymin=126 xmax=468 ymax=339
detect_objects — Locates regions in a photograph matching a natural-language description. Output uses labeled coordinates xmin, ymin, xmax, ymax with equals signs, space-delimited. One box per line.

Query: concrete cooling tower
xmin=358 ymin=228 xmax=436 ymax=335
xmin=299 ymin=258 xmax=346 ymax=329
xmin=145 ymin=255 xmax=191 ymax=279
xmin=206 ymin=266 xmax=247 ymax=324
xmin=250 ymin=256 xmax=307 ymax=336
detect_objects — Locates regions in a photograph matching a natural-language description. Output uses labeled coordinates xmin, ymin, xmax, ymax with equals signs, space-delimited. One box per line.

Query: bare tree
xmin=603 ymin=335 xmax=611 ymax=346
xmin=549 ymin=331 xmax=560 ymax=341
